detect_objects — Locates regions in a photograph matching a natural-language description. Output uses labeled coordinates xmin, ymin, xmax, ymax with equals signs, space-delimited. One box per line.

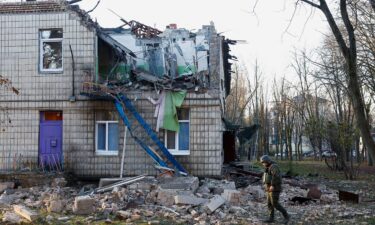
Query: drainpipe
xmin=69 ymin=44 xmax=76 ymax=102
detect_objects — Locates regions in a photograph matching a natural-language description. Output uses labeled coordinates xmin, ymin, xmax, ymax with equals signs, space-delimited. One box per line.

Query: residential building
xmin=0 ymin=0 xmax=233 ymax=177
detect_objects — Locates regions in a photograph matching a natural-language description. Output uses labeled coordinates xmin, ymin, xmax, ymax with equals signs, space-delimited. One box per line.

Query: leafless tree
xmin=225 ymin=63 xmax=255 ymax=126
xmin=297 ymin=0 xmax=375 ymax=164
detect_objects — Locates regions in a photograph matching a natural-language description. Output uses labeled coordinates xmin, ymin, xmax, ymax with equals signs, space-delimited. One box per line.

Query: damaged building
xmin=0 ymin=0 xmax=235 ymax=177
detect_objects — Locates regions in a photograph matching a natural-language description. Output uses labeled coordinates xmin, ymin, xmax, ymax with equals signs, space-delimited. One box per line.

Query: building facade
xmin=0 ymin=0 xmax=232 ymax=177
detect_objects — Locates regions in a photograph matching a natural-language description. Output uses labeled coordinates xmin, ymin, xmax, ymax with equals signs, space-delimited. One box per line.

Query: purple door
xmin=39 ymin=111 xmax=63 ymax=170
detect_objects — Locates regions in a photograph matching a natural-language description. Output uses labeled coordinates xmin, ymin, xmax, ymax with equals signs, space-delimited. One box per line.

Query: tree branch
xmin=300 ymin=0 xmax=321 ymax=9
xmin=340 ymin=0 xmax=357 ymax=59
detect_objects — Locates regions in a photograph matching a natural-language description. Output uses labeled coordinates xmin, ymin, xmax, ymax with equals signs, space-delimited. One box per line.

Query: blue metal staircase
xmin=114 ymin=93 xmax=188 ymax=176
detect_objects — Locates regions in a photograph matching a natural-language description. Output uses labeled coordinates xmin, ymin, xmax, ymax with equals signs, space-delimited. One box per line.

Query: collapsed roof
xmin=0 ymin=0 xmax=236 ymax=95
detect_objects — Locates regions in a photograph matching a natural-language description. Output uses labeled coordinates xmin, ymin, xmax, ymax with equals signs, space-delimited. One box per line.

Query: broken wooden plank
xmin=13 ymin=205 xmax=39 ymax=222
xmin=339 ymin=190 xmax=361 ymax=203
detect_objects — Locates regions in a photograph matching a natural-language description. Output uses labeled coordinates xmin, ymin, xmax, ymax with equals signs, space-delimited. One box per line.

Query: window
xmin=96 ymin=121 xmax=119 ymax=155
xmin=40 ymin=29 xmax=63 ymax=72
xmin=165 ymin=109 xmax=190 ymax=155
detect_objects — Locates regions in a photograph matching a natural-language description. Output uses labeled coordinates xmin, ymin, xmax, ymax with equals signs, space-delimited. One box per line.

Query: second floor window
xmin=40 ymin=29 xmax=63 ymax=72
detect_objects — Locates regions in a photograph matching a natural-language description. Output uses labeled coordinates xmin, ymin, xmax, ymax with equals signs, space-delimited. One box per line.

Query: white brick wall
xmin=0 ymin=9 xmax=225 ymax=177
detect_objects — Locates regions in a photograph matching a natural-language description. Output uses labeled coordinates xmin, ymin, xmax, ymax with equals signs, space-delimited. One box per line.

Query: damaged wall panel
xmin=0 ymin=1 xmax=231 ymax=177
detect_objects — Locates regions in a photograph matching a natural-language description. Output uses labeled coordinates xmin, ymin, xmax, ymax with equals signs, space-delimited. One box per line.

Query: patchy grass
xmin=255 ymin=159 xmax=375 ymax=182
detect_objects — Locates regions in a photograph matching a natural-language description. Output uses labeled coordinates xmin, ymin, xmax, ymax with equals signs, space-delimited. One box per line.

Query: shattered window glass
xmin=40 ymin=29 xmax=63 ymax=71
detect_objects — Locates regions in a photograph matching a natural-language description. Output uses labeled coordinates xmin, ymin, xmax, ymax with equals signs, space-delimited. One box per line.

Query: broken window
xmin=96 ymin=121 xmax=119 ymax=155
xmin=165 ymin=108 xmax=190 ymax=155
xmin=40 ymin=29 xmax=63 ymax=72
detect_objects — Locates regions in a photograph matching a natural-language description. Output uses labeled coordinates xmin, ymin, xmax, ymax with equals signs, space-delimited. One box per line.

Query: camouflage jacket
xmin=262 ymin=163 xmax=282 ymax=192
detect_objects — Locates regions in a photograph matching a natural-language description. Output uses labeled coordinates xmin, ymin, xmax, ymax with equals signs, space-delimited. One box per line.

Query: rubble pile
xmin=0 ymin=175 xmax=373 ymax=224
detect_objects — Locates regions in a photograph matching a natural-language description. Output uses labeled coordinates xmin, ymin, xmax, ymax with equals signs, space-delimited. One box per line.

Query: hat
xmin=260 ymin=155 xmax=273 ymax=163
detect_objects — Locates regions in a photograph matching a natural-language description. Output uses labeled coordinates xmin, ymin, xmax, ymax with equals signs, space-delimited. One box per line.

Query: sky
xmin=77 ymin=0 xmax=329 ymax=85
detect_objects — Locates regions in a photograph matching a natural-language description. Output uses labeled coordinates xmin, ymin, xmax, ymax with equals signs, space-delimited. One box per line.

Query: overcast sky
xmin=77 ymin=0 xmax=329 ymax=84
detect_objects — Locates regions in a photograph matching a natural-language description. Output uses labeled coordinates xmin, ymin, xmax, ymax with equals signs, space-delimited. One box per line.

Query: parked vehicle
xmin=322 ymin=150 xmax=337 ymax=158
xmin=302 ymin=150 xmax=314 ymax=157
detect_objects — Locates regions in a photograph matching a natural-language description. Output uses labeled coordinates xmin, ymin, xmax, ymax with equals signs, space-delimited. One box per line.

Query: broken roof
xmin=0 ymin=0 xmax=66 ymax=14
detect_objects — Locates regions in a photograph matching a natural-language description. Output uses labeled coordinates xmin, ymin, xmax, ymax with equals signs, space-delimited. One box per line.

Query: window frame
xmin=95 ymin=120 xmax=119 ymax=156
xmin=165 ymin=109 xmax=190 ymax=155
xmin=39 ymin=29 xmax=63 ymax=73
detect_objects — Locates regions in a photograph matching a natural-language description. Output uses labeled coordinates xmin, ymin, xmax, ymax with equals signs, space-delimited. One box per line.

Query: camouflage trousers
xmin=267 ymin=191 xmax=288 ymax=219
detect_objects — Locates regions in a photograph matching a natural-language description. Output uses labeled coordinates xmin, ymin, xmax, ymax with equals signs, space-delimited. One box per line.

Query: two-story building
xmin=0 ymin=0 xmax=233 ymax=177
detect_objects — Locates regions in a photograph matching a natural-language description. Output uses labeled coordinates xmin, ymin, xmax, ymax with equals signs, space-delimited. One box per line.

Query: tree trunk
xmin=314 ymin=0 xmax=375 ymax=165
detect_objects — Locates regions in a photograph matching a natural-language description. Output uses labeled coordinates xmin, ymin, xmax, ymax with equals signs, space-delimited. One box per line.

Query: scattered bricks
xmin=174 ymin=195 xmax=208 ymax=206
xmin=47 ymin=200 xmax=64 ymax=213
xmin=221 ymin=189 xmax=241 ymax=205
xmin=0 ymin=182 xmax=15 ymax=193
xmin=72 ymin=196 xmax=95 ymax=215
xmin=13 ymin=205 xmax=39 ymax=222
xmin=204 ymin=195 xmax=226 ymax=214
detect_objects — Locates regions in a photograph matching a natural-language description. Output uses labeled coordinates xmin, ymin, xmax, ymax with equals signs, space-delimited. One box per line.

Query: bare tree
xmin=298 ymin=0 xmax=375 ymax=163
xmin=225 ymin=63 xmax=255 ymax=125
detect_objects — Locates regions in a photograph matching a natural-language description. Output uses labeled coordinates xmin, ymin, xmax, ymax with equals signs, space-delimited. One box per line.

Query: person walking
xmin=261 ymin=155 xmax=290 ymax=224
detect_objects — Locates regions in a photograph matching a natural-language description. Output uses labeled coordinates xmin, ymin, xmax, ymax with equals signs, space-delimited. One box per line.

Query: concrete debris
xmin=2 ymin=211 xmax=22 ymax=224
xmin=0 ymin=174 xmax=370 ymax=224
xmin=221 ymin=189 xmax=241 ymax=205
xmin=72 ymin=196 xmax=95 ymax=215
xmin=47 ymin=199 xmax=64 ymax=213
xmin=13 ymin=205 xmax=39 ymax=222
xmin=158 ymin=176 xmax=199 ymax=192
xmin=156 ymin=188 xmax=192 ymax=206
xmin=204 ymin=195 xmax=226 ymax=214
xmin=174 ymin=194 xmax=208 ymax=206
xmin=244 ymin=185 xmax=265 ymax=199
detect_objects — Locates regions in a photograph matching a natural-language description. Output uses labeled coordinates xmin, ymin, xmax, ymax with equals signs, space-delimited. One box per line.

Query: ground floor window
xmin=96 ymin=121 xmax=119 ymax=155
xmin=165 ymin=109 xmax=190 ymax=155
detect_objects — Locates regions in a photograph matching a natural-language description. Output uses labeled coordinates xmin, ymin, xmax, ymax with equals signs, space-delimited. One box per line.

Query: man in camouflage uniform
xmin=261 ymin=155 xmax=290 ymax=224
